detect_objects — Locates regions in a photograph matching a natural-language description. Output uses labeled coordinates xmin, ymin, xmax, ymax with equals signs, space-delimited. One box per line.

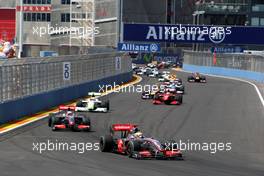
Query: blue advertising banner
xmin=117 ymin=42 xmax=161 ymax=53
xmin=210 ymin=46 xmax=244 ymax=53
xmin=123 ymin=23 xmax=264 ymax=45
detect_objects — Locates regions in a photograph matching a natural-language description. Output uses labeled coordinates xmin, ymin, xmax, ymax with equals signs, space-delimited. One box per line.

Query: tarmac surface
xmin=0 ymin=71 xmax=263 ymax=176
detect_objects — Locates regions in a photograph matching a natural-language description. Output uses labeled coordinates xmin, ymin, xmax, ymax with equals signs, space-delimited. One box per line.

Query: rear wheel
xmin=83 ymin=117 xmax=91 ymax=132
xmin=187 ymin=76 xmax=193 ymax=82
xmin=105 ymin=100 xmax=110 ymax=111
xmin=102 ymin=100 xmax=110 ymax=111
xmin=100 ymin=135 xmax=114 ymax=152
xmin=201 ymin=76 xmax=206 ymax=82
xmin=175 ymin=95 xmax=183 ymax=104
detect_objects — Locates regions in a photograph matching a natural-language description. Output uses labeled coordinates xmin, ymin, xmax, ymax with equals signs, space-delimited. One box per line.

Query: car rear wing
xmin=88 ymin=92 xmax=102 ymax=97
xmin=59 ymin=105 xmax=76 ymax=111
xmin=111 ymin=124 xmax=137 ymax=132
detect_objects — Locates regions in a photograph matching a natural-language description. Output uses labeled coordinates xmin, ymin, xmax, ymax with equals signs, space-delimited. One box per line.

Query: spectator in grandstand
xmin=0 ymin=41 xmax=16 ymax=59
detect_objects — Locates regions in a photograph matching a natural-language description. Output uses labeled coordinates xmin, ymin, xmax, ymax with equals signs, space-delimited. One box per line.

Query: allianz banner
xmin=123 ymin=23 xmax=264 ymax=45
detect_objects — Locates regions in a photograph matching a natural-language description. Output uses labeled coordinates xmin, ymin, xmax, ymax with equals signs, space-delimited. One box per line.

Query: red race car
xmin=188 ymin=72 xmax=206 ymax=83
xmin=48 ymin=105 xmax=91 ymax=131
xmin=153 ymin=91 xmax=183 ymax=105
xmin=99 ymin=124 xmax=183 ymax=160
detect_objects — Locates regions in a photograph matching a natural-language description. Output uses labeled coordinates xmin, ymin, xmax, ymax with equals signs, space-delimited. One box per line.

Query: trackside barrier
xmin=0 ymin=53 xmax=131 ymax=103
xmin=0 ymin=52 xmax=132 ymax=124
xmin=183 ymin=50 xmax=264 ymax=73
xmin=0 ymin=72 xmax=132 ymax=124
xmin=183 ymin=64 xmax=264 ymax=83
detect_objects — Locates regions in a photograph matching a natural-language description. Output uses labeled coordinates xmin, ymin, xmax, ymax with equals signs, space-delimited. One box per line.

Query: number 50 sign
xmin=63 ymin=62 xmax=71 ymax=81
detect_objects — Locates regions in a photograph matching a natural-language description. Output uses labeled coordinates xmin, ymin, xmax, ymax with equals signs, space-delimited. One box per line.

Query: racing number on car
xmin=63 ymin=62 xmax=71 ymax=81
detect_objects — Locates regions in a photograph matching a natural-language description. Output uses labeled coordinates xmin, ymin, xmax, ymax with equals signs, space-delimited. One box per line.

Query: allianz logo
xmin=146 ymin=25 xmax=232 ymax=44
xmin=120 ymin=43 xmax=159 ymax=52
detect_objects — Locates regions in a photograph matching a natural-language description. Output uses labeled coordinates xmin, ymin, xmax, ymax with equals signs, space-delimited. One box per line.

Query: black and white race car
xmin=75 ymin=92 xmax=109 ymax=113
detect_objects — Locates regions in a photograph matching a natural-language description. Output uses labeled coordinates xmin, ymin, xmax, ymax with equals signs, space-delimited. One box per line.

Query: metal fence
xmin=0 ymin=53 xmax=131 ymax=103
xmin=183 ymin=50 xmax=264 ymax=73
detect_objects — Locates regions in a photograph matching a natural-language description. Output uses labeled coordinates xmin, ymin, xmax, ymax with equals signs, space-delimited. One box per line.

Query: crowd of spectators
xmin=0 ymin=39 xmax=16 ymax=59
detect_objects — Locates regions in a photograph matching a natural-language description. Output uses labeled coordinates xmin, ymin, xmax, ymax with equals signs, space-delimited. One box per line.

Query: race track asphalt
xmin=0 ymin=71 xmax=264 ymax=176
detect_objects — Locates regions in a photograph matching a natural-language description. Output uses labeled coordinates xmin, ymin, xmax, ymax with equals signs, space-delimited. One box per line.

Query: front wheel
xmin=83 ymin=117 xmax=91 ymax=132
xmin=50 ymin=116 xmax=60 ymax=131
xmin=126 ymin=141 xmax=141 ymax=157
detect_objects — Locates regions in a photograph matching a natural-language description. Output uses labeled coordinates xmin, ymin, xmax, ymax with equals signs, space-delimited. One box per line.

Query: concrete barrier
xmin=183 ymin=64 xmax=264 ymax=83
xmin=0 ymin=72 xmax=132 ymax=124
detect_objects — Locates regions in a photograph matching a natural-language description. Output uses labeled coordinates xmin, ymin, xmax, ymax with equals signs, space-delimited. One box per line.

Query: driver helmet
xmin=131 ymin=127 xmax=140 ymax=134
xmin=134 ymin=132 xmax=143 ymax=138
xmin=67 ymin=111 xmax=74 ymax=116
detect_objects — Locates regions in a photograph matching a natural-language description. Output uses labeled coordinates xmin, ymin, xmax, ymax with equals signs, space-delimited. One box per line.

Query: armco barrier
xmin=0 ymin=72 xmax=132 ymax=124
xmin=183 ymin=64 xmax=264 ymax=83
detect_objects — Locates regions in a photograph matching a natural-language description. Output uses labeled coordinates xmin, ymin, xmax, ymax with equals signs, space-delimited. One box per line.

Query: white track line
xmin=0 ymin=75 xmax=143 ymax=134
xmin=173 ymin=68 xmax=264 ymax=108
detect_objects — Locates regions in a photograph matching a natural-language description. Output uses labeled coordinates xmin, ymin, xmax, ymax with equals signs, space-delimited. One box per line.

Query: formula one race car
xmin=174 ymin=78 xmax=182 ymax=84
xmin=158 ymin=74 xmax=167 ymax=82
xmin=187 ymin=72 xmax=206 ymax=83
xmin=48 ymin=106 xmax=91 ymax=131
xmin=75 ymin=92 xmax=109 ymax=113
xmin=153 ymin=91 xmax=183 ymax=105
xmin=174 ymin=82 xmax=185 ymax=94
xmin=99 ymin=124 xmax=183 ymax=160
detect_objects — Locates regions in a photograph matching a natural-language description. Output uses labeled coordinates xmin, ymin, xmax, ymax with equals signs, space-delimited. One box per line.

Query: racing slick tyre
xmin=83 ymin=117 xmax=91 ymax=132
xmin=105 ymin=100 xmax=110 ymax=111
xmin=48 ymin=115 xmax=52 ymax=127
xmin=201 ymin=76 xmax=206 ymax=82
xmin=175 ymin=95 xmax=183 ymax=104
xmin=50 ymin=116 xmax=60 ymax=131
xmin=48 ymin=113 xmax=57 ymax=127
xmin=100 ymin=135 xmax=114 ymax=152
xmin=127 ymin=141 xmax=141 ymax=158
xmin=101 ymin=100 xmax=110 ymax=111
xmin=187 ymin=76 xmax=193 ymax=82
